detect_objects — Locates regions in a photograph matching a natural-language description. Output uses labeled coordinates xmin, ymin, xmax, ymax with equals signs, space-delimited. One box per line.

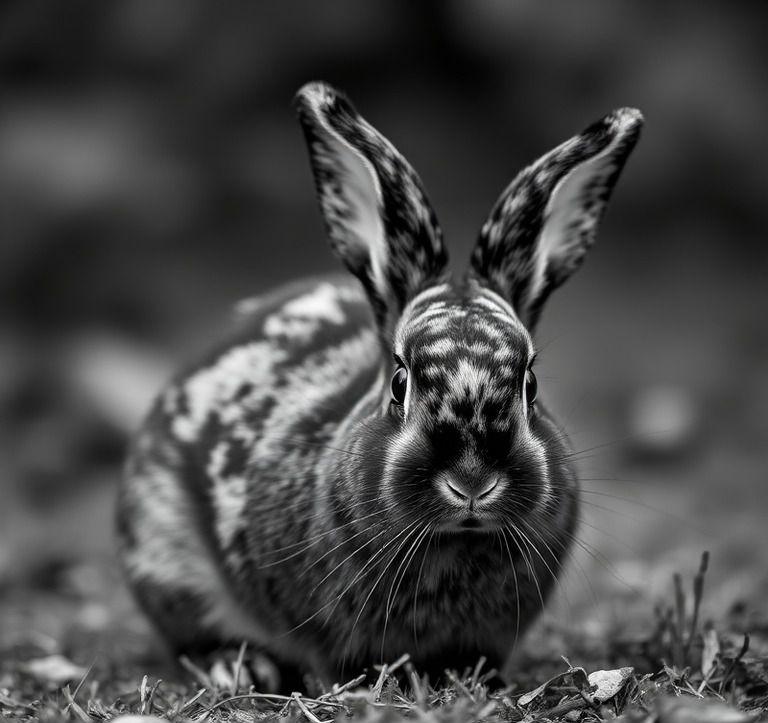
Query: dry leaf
xmin=587 ymin=667 xmax=634 ymax=702
xmin=518 ymin=667 xmax=588 ymax=706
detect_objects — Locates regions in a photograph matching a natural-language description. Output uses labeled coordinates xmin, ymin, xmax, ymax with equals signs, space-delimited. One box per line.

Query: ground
xmin=1 ymin=548 xmax=767 ymax=722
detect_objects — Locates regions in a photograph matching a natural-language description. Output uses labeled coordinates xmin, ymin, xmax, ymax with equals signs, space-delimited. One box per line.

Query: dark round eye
xmin=524 ymin=368 xmax=538 ymax=406
xmin=391 ymin=366 xmax=408 ymax=405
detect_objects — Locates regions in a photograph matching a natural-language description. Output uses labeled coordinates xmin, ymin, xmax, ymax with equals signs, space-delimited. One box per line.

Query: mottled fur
xmin=117 ymin=83 xmax=642 ymax=684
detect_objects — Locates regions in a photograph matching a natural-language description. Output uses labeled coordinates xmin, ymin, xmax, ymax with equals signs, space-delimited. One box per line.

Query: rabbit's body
xmin=118 ymin=276 xmax=576 ymax=678
xmin=118 ymin=82 xmax=642 ymax=685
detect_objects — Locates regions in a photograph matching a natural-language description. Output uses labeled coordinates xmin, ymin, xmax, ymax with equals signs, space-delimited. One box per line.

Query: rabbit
xmin=116 ymin=81 xmax=643 ymax=686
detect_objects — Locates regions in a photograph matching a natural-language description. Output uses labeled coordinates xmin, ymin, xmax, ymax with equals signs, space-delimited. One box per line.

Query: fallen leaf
xmin=587 ymin=667 xmax=634 ymax=702
xmin=518 ymin=666 xmax=589 ymax=706
xmin=22 ymin=655 xmax=87 ymax=685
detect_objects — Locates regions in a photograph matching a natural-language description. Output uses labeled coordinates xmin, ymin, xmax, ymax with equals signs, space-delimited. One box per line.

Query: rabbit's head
xmin=296 ymin=82 xmax=642 ymax=537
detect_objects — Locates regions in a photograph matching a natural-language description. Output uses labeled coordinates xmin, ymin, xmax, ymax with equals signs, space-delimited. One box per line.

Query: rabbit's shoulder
xmin=154 ymin=275 xmax=379 ymax=450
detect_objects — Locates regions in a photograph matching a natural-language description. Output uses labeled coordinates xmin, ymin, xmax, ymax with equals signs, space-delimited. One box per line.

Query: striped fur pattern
xmin=117 ymin=83 xmax=643 ymax=685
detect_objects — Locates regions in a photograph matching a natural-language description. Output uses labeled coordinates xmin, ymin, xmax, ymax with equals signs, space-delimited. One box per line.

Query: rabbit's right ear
xmin=469 ymin=108 xmax=643 ymax=331
xmin=295 ymin=82 xmax=448 ymax=336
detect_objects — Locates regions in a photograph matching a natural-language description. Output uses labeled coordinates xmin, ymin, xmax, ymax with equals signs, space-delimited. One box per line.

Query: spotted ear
xmin=295 ymin=82 xmax=448 ymax=335
xmin=470 ymin=108 xmax=643 ymax=331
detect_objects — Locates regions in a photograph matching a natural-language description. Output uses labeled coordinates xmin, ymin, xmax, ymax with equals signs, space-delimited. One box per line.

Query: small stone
xmin=22 ymin=655 xmax=87 ymax=685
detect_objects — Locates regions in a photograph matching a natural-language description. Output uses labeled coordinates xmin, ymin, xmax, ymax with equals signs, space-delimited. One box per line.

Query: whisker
xmin=324 ymin=519 xmax=423 ymax=618
xmin=514 ymin=515 xmax=583 ymax=623
xmin=283 ymin=520 xmax=421 ymax=637
xmin=498 ymin=527 xmax=521 ymax=649
xmin=258 ymin=509 xmax=385 ymax=566
xmin=504 ymin=524 xmax=546 ymax=615
xmin=308 ymin=526 xmax=392 ymax=596
xmin=297 ymin=500 xmax=423 ymax=579
xmin=381 ymin=522 xmax=433 ymax=660
xmin=261 ymin=485 xmax=430 ymax=566
xmin=412 ymin=526 xmax=436 ymax=645
xmin=339 ymin=523 xmax=425 ymax=666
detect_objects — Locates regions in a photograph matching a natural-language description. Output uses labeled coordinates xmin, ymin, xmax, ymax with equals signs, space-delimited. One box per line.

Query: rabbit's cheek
xmin=378 ymin=425 xmax=435 ymax=517
xmin=517 ymin=425 xmax=554 ymax=511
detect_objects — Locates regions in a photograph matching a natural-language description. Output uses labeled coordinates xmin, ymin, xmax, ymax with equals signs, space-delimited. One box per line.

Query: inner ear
xmin=470 ymin=107 xmax=643 ymax=331
xmin=295 ymin=82 xmax=449 ymax=337
xmin=302 ymin=103 xmax=389 ymax=292
xmin=533 ymin=128 xmax=630 ymax=291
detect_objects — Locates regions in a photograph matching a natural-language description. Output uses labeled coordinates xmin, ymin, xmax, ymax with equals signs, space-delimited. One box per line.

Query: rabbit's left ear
xmin=470 ymin=108 xmax=643 ymax=331
xmin=295 ymin=82 xmax=448 ymax=336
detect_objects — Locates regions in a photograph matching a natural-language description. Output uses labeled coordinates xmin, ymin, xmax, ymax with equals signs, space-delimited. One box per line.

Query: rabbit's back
xmin=117 ymin=276 xmax=380 ymax=655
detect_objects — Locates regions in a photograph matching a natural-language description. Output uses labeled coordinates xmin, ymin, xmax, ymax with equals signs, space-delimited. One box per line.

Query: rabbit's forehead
xmin=395 ymin=286 xmax=533 ymax=364
xmin=394 ymin=288 xmax=534 ymax=430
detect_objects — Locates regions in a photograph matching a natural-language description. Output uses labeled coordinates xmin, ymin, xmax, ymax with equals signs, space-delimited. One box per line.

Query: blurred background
xmin=1 ymin=0 xmax=766 ymax=662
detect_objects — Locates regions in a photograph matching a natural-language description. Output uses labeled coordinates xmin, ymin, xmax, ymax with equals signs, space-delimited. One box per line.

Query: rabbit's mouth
xmin=437 ymin=515 xmax=500 ymax=534
xmin=459 ymin=517 xmax=483 ymax=530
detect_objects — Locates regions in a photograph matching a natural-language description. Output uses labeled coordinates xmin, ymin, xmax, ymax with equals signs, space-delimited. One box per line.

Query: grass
xmin=1 ymin=552 xmax=767 ymax=722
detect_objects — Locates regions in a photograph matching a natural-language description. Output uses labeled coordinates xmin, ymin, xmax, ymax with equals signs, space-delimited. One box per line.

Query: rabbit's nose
xmin=441 ymin=473 xmax=500 ymax=506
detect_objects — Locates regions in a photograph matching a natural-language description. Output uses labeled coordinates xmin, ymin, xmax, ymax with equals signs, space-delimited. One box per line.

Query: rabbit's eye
xmin=391 ymin=366 xmax=408 ymax=405
xmin=524 ymin=369 xmax=538 ymax=406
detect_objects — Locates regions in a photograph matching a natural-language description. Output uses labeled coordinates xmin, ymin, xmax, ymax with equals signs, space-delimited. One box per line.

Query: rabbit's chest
xmin=324 ymin=540 xmax=552 ymax=668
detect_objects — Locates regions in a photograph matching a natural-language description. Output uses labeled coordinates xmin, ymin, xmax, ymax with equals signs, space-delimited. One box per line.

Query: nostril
xmin=476 ymin=475 xmax=500 ymax=500
xmin=440 ymin=473 xmax=501 ymax=504
xmin=445 ymin=477 xmax=469 ymax=501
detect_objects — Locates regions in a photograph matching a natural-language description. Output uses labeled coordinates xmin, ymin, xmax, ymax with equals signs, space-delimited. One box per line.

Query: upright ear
xmin=295 ymin=82 xmax=448 ymax=336
xmin=469 ymin=108 xmax=643 ymax=331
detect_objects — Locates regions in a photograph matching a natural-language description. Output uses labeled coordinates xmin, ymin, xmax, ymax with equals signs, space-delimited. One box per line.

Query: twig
xmin=543 ymin=696 xmax=589 ymax=718
xmin=63 ymin=659 xmax=96 ymax=716
xmin=370 ymin=663 xmax=389 ymax=703
xmin=318 ymin=673 xmax=366 ymax=700
xmin=376 ymin=652 xmax=410 ymax=674
xmin=673 ymin=572 xmax=686 ymax=667
xmin=146 ymin=678 xmax=163 ymax=716
xmin=139 ymin=675 xmax=149 ymax=715
xmin=61 ymin=685 xmax=92 ymax=723
xmin=292 ymin=691 xmax=326 ymax=723
xmin=231 ymin=641 xmax=248 ymax=695
xmin=204 ymin=692 xmax=345 ymax=714
xmin=179 ymin=687 xmax=208 ymax=714
xmin=407 ymin=663 xmax=426 ymax=709
xmin=471 ymin=656 xmax=486 ymax=689
xmin=445 ymin=669 xmax=475 ymax=703
xmin=180 ymin=655 xmax=213 ymax=689
xmin=719 ymin=633 xmax=750 ymax=696
xmin=684 ymin=551 xmax=709 ymax=659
